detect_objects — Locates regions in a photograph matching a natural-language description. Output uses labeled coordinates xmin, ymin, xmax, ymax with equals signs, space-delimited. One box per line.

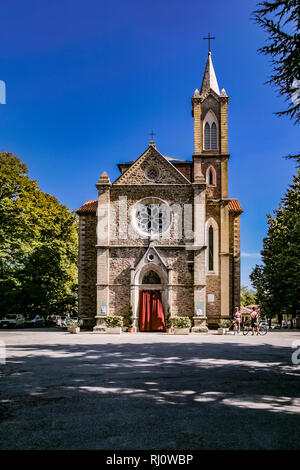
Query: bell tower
xmin=191 ymin=50 xmax=232 ymax=321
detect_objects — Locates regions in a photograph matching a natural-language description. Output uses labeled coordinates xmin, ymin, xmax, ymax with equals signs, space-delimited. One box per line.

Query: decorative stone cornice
xmin=192 ymin=182 xmax=206 ymax=189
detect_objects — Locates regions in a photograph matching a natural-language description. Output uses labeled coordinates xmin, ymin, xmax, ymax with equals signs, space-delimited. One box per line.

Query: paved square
xmin=0 ymin=329 xmax=299 ymax=450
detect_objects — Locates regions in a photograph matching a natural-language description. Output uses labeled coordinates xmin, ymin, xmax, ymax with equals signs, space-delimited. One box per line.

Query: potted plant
xmin=127 ymin=305 xmax=134 ymax=333
xmin=67 ymin=319 xmax=83 ymax=334
xmin=105 ymin=315 xmax=123 ymax=334
xmin=165 ymin=305 xmax=172 ymax=333
xmin=172 ymin=316 xmax=191 ymax=335
xmin=218 ymin=319 xmax=231 ymax=335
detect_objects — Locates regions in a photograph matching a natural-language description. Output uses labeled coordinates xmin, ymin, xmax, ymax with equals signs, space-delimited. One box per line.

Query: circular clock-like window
xmin=145 ymin=167 xmax=159 ymax=182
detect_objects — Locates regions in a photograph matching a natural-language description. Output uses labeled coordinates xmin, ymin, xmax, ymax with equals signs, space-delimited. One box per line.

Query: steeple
xmin=200 ymin=52 xmax=220 ymax=96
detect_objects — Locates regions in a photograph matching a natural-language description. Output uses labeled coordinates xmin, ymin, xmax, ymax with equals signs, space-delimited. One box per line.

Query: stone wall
xmin=206 ymin=275 xmax=221 ymax=325
xmin=78 ymin=213 xmax=97 ymax=325
xmin=108 ymin=185 xmax=194 ymax=247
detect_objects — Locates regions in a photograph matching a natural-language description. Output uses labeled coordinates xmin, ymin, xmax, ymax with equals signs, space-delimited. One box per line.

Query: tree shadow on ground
xmin=0 ymin=339 xmax=299 ymax=450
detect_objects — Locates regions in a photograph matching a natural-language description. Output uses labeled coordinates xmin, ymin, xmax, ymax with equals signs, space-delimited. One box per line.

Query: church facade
xmin=77 ymin=52 xmax=243 ymax=331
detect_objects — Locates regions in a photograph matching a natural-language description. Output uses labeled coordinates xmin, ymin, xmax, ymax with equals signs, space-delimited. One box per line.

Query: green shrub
xmin=172 ymin=316 xmax=191 ymax=329
xmin=126 ymin=305 xmax=134 ymax=328
xmin=165 ymin=305 xmax=172 ymax=329
xmin=218 ymin=319 xmax=231 ymax=328
xmin=105 ymin=315 xmax=123 ymax=328
xmin=68 ymin=319 xmax=83 ymax=328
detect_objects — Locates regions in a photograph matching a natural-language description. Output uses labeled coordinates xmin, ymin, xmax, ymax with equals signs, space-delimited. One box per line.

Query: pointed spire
xmin=98 ymin=171 xmax=111 ymax=185
xmin=200 ymin=52 xmax=220 ymax=96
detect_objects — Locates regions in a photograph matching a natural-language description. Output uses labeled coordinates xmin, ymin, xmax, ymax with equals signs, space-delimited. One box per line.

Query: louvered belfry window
xmin=211 ymin=122 xmax=217 ymax=149
xmin=204 ymin=120 xmax=217 ymax=150
xmin=204 ymin=122 xmax=210 ymax=150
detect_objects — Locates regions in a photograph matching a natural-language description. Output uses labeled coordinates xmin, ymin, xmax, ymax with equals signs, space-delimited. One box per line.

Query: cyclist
xmin=232 ymin=306 xmax=242 ymax=333
xmin=250 ymin=306 xmax=260 ymax=335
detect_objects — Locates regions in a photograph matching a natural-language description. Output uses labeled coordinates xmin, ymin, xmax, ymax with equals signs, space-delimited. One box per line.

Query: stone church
xmin=77 ymin=51 xmax=243 ymax=331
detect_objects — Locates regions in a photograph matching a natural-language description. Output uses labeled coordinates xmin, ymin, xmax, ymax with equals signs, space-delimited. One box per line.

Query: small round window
xmin=145 ymin=167 xmax=159 ymax=181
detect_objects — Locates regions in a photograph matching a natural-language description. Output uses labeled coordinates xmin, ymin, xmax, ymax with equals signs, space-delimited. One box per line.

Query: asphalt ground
xmin=0 ymin=328 xmax=299 ymax=450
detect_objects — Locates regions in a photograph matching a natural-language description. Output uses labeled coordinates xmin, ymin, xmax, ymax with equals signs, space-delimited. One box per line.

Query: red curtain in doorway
xmin=139 ymin=290 xmax=165 ymax=331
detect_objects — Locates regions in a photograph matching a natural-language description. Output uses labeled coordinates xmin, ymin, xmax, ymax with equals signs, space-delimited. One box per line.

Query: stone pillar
xmin=130 ymin=265 xmax=139 ymax=332
xmin=191 ymin=96 xmax=202 ymax=155
xmin=220 ymin=94 xmax=229 ymax=201
xmin=94 ymin=172 xmax=111 ymax=333
xmin=221 ymin=158 xmax=229 ymax=199
xmin=220 ymin=94 xmax=229 ymax=155
xmin=167 ymin=266 xmax=172 ymax=309
xmin=220 ymin=201 xmax=230 ymax=317
xmin=219 ymin=94 xmax=230 ymax=319
xmin=233 ymin=215 xmax=241 ymax=311
xmin=192 ymin=183 xmax=209 ymax=332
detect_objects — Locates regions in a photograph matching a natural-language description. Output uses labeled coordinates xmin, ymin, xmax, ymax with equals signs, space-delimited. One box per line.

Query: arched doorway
xmin=138 ymin=270 xmax=165 ymax=331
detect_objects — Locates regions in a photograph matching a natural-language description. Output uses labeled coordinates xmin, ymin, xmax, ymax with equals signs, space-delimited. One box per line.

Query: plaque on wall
xmin=97 ymin=301 xmax=107 ymax=315
xmin=194 ymin=301 xmax=205 ymax=317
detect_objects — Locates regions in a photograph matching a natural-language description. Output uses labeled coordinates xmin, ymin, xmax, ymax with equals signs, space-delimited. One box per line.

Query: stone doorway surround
xmin=130 ymin=245 xmax=171 ymax=332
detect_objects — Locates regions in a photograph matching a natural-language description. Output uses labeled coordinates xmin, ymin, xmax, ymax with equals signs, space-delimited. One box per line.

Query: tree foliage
xmin=0 ymin=152 xmax=78 ymax=318
xmin=240 ymin=286 xmax=257 ymax=307
xmin=250 ymin=169 xmax=300 ymax=317
xmin=253 ymin=0 xmax=300 ymax=124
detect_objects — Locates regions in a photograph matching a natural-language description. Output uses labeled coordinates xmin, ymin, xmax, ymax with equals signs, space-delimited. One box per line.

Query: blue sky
xmin=0 ymin=0 xmax=298 ymax=288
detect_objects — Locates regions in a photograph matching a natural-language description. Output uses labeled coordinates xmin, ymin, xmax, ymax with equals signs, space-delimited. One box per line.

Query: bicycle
xmin=242 ymin=323 xmax=268 ymax=336
xmin=229 ymin=319 xmax=241 ymax=335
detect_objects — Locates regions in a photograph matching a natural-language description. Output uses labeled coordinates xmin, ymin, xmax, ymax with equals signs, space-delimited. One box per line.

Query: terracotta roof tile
xmin=228 ymin=199 xmax=243 ymax=214
xmin=77 ymin=200 xmax=97 ymax=214
xmin=77 ymin=198 xmax=243 ymax=215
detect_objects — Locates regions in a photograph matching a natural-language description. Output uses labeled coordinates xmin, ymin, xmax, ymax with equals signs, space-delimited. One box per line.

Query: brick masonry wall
xmin=206 ymin=275 xmax=221 ymax=324
xmin=78 ymin=213 xmax=97 ymax=323
xmin=173 ymin=164 xmax=192 ymax=181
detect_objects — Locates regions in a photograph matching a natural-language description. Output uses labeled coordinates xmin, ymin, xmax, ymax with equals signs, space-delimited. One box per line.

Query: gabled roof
xmin=113 ymin=144 xmax=191 ymax=185
xmin=118 ymin=155 xmax=191 ymax=173
xmin=77 ymin=200 xmax=97 ymax=214
xmin=134 ymin=245 xmax=168 ymax=272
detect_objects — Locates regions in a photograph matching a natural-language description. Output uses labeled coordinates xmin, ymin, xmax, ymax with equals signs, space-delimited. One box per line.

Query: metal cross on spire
xmin=203 ymin=33 xmax=216 ymax=52
xmin=149 ymin=130 xmax=156 ymax=141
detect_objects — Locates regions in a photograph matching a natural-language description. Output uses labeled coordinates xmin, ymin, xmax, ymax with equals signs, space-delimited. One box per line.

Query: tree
xmin=0 ymin=152 xmax=78 ymax=318
xmin=240 ymin=286 xmax=257 ymax=307
xmin=250 ymin=169 xmax=300 ymax=321
xmin=253 ymin=0 xmax=300 ymax=124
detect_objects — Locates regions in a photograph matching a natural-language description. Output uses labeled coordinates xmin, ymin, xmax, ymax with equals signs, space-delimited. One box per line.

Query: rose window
xmin=135 ymin=203 xmax=170 ymax=235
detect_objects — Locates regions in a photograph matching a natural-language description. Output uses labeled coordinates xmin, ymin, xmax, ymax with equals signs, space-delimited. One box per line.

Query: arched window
xmin=211 ymin=122 xmax=217 ymax=149
xmin=142 ymin=270 xmax=161 ymax=284
xmin=208 ymin=226 xmax=214 ymax=271
xmin=203 ymin=111 xmax=218 ymax=151
xmin=206 ymin=165 xmax=216 ymax=186
xmin=205 ymin=217 xmax=219 ymax=275
xmin=204 ymin=122 xmax=210 ymax=150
